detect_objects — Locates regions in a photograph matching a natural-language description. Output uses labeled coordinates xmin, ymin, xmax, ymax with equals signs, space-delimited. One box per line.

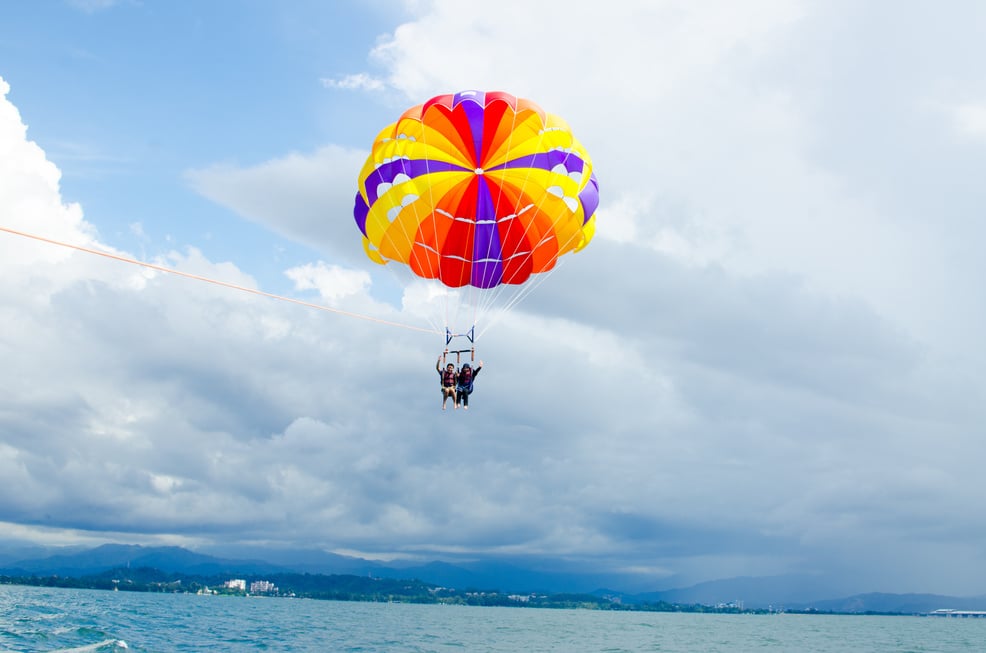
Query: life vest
xmin=459 ymin=367 xmax=473 ymax=386
xmin=442 ymin=368 xmax=457 ymax=387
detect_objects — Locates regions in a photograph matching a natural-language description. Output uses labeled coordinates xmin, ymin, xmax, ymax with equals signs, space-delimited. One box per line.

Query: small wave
xmin=48 ymin=640 xmax=128 ymax=652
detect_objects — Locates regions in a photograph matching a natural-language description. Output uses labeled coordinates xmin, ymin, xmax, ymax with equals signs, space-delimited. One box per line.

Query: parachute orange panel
xmin=354 ymin=90 xmax=599 ymax=289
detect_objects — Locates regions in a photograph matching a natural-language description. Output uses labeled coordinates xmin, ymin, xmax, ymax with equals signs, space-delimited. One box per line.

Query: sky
xmin=2 ymin=0 xmax=986 ymax=597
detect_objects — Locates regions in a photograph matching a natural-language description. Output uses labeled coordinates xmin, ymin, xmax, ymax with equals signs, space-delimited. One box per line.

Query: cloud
xmin=66 ymin=0 xmax=122 ymax=13
xmin=950 ymin=101 xmax=986 ymax=141
xmin=365 ymin=0 xmax=986 ymax=353
xmin=284 ymin=261 xmax=370 ymax=303
xmin=184 ymin=145 xmax=368 ymax=265
xmin=328 ymin=0 xmax=986 ymax=592
xmin=320 ymin=74 xmax=386 ymax=92
xmin=5 ymin=0 xmax=986 ymax=599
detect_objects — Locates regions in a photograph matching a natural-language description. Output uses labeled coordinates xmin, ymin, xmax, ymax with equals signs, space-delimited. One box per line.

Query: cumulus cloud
xmin=5 ymin=0 xmax=986 ymax=598
xmin=284 ymin=261 xmax=370 ymax=303
xmin=328 ymin=0 xmax=986 ymax=592
xmin=366 ymin=0 xmax=985 ymax=352
xmin=0 ymin=79 xmax=94 ymax=262
xmin=2 ymin=75 xmax=403 ymax=546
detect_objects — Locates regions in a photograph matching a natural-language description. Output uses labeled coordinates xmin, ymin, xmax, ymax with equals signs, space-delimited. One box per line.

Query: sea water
xmin=2 ymin=584 xmax=984 ymax=652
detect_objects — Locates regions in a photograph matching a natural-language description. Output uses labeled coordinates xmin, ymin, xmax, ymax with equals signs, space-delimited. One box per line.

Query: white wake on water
xmin=49 ymin=640 xmax=128 ymax=652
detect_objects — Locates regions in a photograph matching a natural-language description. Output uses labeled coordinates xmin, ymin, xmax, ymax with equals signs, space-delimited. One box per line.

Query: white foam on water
xmin=49 ymin=640 xmax=128 ymax=652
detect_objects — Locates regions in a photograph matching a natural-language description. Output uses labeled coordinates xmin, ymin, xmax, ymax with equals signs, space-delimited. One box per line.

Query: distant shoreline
xmin=0 ymin=571 xmax=940 ymax=617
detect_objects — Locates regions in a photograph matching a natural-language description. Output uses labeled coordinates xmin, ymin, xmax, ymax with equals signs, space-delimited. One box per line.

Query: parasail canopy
xmin=354 ymin=90 xmax=598 ymax=292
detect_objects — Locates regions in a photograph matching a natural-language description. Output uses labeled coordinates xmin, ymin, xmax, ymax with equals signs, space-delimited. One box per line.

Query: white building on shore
xmin=250 ymin=580 xmax=278 ymax=594
xmin=223 ymin=579 xmax=246 ymax=591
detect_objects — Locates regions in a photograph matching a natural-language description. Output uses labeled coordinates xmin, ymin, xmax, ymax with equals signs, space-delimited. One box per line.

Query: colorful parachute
xmin=354 ymin=90 xmax=598 ymax=290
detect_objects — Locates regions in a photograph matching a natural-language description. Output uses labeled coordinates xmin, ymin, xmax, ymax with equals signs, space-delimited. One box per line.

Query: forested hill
xmin=0 ymin=567 xmax=756 ymax=613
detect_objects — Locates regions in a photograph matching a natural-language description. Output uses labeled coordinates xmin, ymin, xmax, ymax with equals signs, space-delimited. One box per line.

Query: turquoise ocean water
xmin=2 ymin=584 xmax=984 ymax=652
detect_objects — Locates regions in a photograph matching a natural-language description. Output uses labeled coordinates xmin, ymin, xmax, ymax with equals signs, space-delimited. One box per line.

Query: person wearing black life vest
xmin=455 ymin=360 xmax=483 ymax=410
xmin=437 ymin=358 xmax=458 ymax=410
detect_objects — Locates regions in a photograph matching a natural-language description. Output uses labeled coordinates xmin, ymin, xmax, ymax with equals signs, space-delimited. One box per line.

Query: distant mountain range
xmin=2 ymin=542 xmax=984 ymax=614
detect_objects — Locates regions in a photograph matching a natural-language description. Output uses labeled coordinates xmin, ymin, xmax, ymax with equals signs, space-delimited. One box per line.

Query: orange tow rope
xmin=0 ymin=225 xmax=440 ymax=336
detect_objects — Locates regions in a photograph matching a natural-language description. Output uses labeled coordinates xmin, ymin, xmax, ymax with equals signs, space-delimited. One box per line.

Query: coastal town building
xmin=250 ymin=580 xmax=278 ymax=594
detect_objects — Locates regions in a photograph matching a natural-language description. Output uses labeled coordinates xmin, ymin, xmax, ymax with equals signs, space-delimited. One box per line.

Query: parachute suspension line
xmin=472 ymin=99 xmax=524 ymax=329
xmin=377 ymin=105 xmax=456 ymax=338
xmin=477 ymin=256 xmax=565 ymax=339
xmin=417 ymin=107 xmax=446 ymax=332
xmin=478 ymin=148 xmax=589 ymax=339
xmin=477 ymin=104 xmax=563 ymax=332
xmin=417 ymin=100 xmax=468 ymax=343
xmin=0 ymin=225 xmax=440 ymax=336
xmin=373 ymin=112 xmax=442 ymax=336
xmin=380 ymin=246 xmax=444 ymax=335
xmin=482 ymin=111 xmax=592 ymax=338
xmin=471 ymin=97 xmax=511 ymax=326
xmin=494 ymin=141 xmax=595 ymax=333
xmin=414 ymin=101 xmax=453 ymax=338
